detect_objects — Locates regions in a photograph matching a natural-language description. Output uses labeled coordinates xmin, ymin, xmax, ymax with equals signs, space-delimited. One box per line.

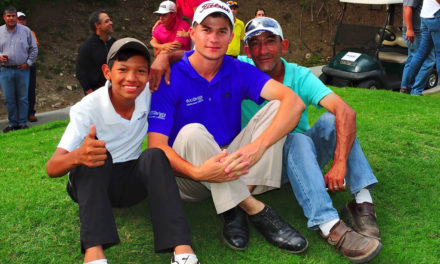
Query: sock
xmin=319 ymin=218 xmax=340 ymax=236
xmin=84 ymin=259 xmax=107 ymax=264
xmin=355 ymin=188 xmax=373 ymax=204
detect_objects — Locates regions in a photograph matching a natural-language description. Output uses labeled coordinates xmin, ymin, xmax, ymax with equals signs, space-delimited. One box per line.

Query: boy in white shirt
xmin=46 ymin=38 xmax=199 ymax=264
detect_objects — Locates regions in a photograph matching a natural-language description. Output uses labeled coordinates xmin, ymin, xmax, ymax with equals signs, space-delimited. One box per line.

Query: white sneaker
xmin=170 ymin=253 xmax=200 ymax=264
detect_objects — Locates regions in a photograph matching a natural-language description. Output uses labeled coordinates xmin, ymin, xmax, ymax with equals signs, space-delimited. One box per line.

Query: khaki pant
xmin=172 ymin=100 xmax=286 ymax=214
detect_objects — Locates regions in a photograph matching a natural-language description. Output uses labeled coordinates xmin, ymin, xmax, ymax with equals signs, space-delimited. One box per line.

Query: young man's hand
xmin=195 ymin=150 xmax=249 ymax=182
xmin=231 ymin=141 xmax=266 ymax=170
xmin=149 ymin=53 xmax=171 ymax=92
xmin=76 ymin=125 xmax=107 ymax=167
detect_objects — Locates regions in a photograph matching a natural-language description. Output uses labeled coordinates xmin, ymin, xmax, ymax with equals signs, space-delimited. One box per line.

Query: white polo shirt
xmin=58 ymin=81 xmax=151 ymax=163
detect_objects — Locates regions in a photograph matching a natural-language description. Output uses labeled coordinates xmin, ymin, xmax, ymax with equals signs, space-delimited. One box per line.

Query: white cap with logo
xmin=154 ymin=0 xmax=177 ymax=14
xmin=192 ymin=0 xmax=234 ymax=29
xmin=17 ymin=12 xmax=26 ymax=18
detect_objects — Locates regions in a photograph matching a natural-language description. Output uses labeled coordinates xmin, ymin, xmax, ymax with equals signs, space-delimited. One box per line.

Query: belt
xmin=1 ymin=65 xmax=20 ymax=69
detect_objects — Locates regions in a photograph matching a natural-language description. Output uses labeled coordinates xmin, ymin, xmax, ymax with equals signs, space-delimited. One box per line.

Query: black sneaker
xmin=3 ymin=125 xmax=17 ymax=133
xmin=249 ymin=206 xmax=308 ymax=253
xmin=18 ymin=125 xmax=29 ymax=130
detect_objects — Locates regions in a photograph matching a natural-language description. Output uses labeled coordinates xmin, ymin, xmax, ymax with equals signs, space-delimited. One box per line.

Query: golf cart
xmin=320 ymin=0 xmax=438 ymax=90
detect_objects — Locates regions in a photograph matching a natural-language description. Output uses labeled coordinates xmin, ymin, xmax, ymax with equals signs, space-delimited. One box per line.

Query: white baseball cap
xmin=244 ymin=17 xmax=284 ymax=43
xmin=154 ymin=0 xmax=177 ymax=14
xmin=17 ymin=12 xmax=26 ymax=18
xmin=192 ymin=0 xmax=234 ymax=29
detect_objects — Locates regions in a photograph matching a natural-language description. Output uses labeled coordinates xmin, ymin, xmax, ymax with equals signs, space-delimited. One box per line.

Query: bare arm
xmin=46 ymin=125 xmax=107 ymax=178
xmin=231 ymin=79 xmax=305 ymax=168
xmin=403 ymin=6 xmax=415 ymax=44
xmin=148 ymin=50 xmax=185 ymax=91
xmin=148 ymin=132 xmax=248 ymax=182
xmin=319 ymin=93 xmax=356 ymax=192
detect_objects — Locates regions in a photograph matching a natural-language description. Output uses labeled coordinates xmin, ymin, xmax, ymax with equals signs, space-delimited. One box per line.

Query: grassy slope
xmin=0 ymin=88 xmax=439 ymax=263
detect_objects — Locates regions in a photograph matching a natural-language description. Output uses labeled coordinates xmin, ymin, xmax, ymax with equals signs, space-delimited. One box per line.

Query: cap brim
xmin=154 ymin=10 xmax=170 ymax=14
xmin=245 ymin=29 xmax=275 ymax=41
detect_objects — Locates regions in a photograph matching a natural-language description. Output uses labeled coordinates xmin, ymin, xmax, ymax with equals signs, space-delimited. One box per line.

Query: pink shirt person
xmin=152 ymin=18 xmax=190 ymax=51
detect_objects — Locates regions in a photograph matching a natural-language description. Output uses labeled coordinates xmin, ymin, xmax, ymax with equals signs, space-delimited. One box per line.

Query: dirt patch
xmin=0 ymin=0 xmax=401 ymax=120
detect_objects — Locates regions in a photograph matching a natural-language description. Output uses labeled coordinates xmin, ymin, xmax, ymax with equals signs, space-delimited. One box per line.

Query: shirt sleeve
xmin=238 ymin=61 xmax=271 ymax=104
xmin=297 ymin=67 xmax=332 ymax=108
xmin=26 ymin=28 xmax=38 ymax=66
xmin=148 ymin=78 xmax=177 ymax=137
xmin=57 ymin=104 xmax=93 ymax=152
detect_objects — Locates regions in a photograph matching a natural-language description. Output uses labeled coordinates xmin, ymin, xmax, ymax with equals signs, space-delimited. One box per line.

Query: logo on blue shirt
xmin=148 ymin=111 xmax=167 ymax=120
xmin=185 ymin=95 xmax=204 ymax=106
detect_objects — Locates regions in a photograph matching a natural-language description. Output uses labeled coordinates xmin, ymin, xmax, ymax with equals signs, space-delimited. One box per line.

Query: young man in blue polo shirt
xmin=46 ymin=38 xmax=199 ymax=264
xmin=240 ymin=17 xmax=382 ymax=263
xmin=148 ymin=1 xmax=308 ymax=254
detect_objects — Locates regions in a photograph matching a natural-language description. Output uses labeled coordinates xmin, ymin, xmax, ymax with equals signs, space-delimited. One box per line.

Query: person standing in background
xmin=150 ymin=1 xmax=191 ymax=57
xmin=17 ymin=11 xmax=39 ymax=122
xmin=400 ymin=0 xmax=440 ymax=94
xmin=76 ymin=10 xmax=116 ymax=95
xmin=254 ymin=8 xmax=265 ymax=18
xmin=400 ymin=0 xmax=435 ymax=95
xmin=226 ymin=1 xmax=244 ymax=58
xmin=0 ymin=6 xmax=38 ymax=133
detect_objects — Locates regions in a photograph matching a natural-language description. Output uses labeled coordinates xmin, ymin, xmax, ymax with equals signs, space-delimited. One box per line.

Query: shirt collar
xmin=280 ymin=58 xmax=293 ymax=87
xmin=101 ymin=81 xmax=150 ymax=124
xmin=182 ymin=50 xmax=234 ymax=84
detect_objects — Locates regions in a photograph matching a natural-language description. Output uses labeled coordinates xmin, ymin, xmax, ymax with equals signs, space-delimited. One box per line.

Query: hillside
xmin=0 ymin=0 xmax=401 ymax=119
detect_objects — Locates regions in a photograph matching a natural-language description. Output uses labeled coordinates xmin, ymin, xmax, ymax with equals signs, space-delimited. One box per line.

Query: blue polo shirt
xmin=148 ymin=50 xmax=271 ymax=146
xmin=239 ymin=56 xmax=332 ymax=133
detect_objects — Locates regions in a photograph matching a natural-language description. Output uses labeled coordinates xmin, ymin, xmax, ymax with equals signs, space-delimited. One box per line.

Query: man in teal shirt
xmin=241 ymin=17 xmax=382 ymax=263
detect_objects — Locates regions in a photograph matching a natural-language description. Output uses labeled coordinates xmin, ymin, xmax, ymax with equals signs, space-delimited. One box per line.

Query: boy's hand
xmin=77 ymin=125 xmax=107 ymax=167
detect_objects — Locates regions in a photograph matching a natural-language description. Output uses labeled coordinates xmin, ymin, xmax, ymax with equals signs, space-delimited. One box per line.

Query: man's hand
xmin=176 ymin=29 xmax=189 ymax=38
xmin=406 ymin=28 xmax=415 ymax=44
xmin=196 ymin=150 xmax=249 ymax=182
xmin=324 ymin=161 xmax=347 ymax=193
xmin=19 ymin=63 xmax=29 ymax=70
xmin=76 ymin=125 xmax=107 ymax=167
xmin=149 ymin=53 xmax=171 ymax=92
xmin=0 ymin=55 xmax=8 ymax=63
xmin=161 ymin=42 xmax=182 ymax=53
xmin=229 ymin=141 xmax=265 ymax=171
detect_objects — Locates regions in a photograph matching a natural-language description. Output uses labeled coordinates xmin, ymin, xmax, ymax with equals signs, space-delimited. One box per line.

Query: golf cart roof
xmin=340 ymin=0 xmax=402 ymax=4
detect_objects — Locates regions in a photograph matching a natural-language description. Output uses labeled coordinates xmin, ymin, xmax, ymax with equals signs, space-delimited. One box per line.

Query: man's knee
xmin=318 ymin=112 xmax=336 ymax=127
xmin=284 ymin=133 xmax=314 ymax=156
xmin=174 ymin=123 xmax=213 ymax=148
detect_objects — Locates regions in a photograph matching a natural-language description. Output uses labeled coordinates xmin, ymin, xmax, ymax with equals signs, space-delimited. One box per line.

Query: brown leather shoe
xmin=321 ymin=220 xmax=382 ymax=263
xmin=28 ymin=115 xmax=38 ymax=122
xmin=343 ymin=200 xmax=380 ymax=240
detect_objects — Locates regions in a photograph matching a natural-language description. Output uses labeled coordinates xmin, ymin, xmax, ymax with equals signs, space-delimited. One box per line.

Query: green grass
xmin=0 ymin=88 xmax=439 ymax=263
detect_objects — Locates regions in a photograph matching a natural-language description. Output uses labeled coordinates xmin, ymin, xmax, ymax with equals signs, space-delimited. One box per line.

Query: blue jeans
xmin=401 ymin=11 xmax=440 ymax=94
xmin=282 ymin=112 xmax=378 ymax=230
xmin=0 ymin=67 xmax=30 ymax=126
xmin=402 ymin=28 xmax=435 ymax=95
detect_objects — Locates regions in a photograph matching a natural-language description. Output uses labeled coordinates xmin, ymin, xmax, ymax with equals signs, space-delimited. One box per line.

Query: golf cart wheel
xmin=319 ymin=73 xmax=329 ymax=84
xmin=358 ymin=79 xmax=379 ymax=90
xmin=426 ymin=71 xmax=438 ymax=90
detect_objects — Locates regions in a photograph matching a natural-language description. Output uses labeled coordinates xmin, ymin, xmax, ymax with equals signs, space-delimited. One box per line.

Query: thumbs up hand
xmin=77 ymin=125 xmax=107 ymax=167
